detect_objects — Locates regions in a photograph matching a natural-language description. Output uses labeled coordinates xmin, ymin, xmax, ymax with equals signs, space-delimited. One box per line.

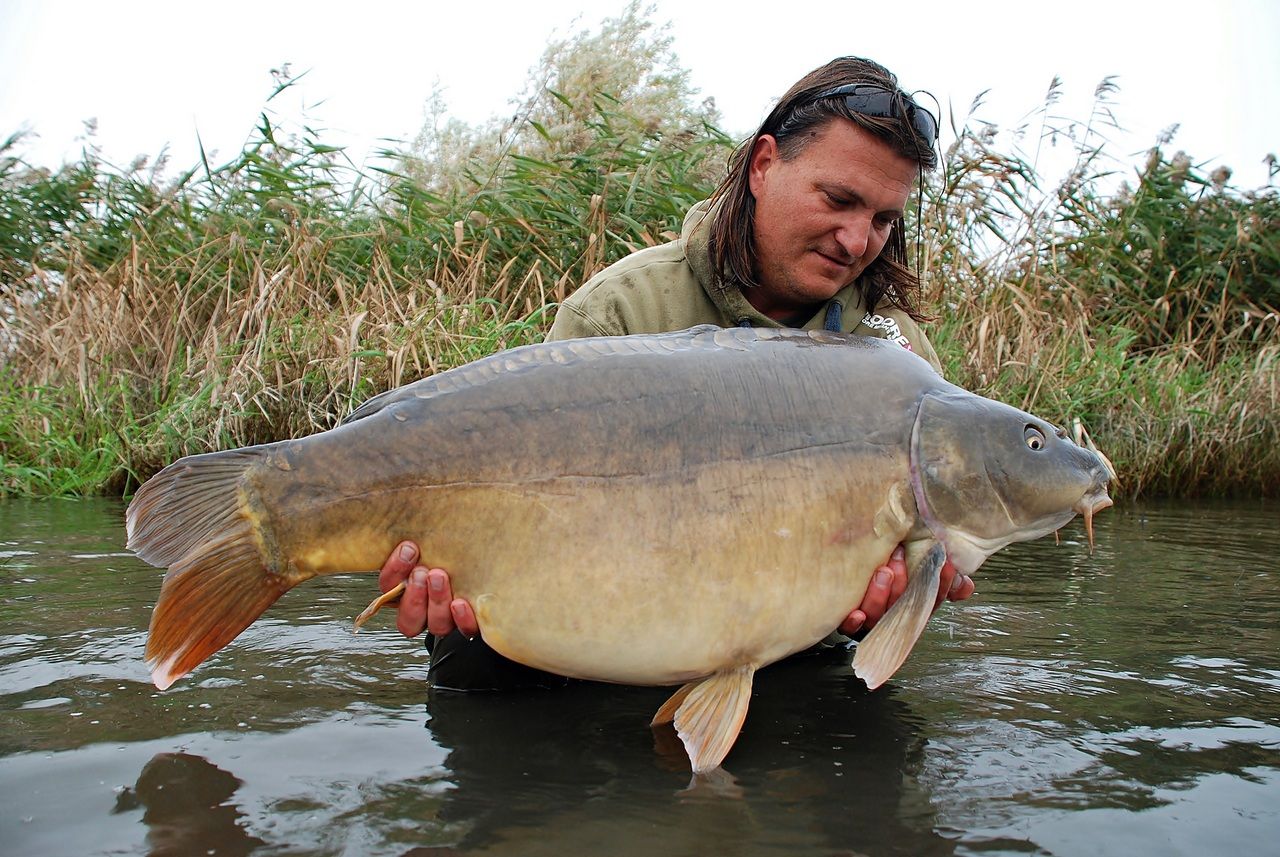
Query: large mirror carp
xmin=127 ymin=325 xmax=1112 ymax=773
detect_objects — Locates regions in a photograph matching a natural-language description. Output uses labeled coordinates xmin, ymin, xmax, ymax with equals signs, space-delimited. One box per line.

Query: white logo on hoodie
xmin=860 ymin=312 xmax=914 ymax=352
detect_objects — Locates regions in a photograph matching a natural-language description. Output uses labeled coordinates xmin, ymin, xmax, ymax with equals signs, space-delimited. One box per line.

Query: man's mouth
xmin=814 ymin=250 xmax=855 ymax=271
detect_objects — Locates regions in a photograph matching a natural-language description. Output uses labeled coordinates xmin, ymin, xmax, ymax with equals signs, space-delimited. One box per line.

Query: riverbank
xmin=2 ymin=75 xmax=1276 ymax=498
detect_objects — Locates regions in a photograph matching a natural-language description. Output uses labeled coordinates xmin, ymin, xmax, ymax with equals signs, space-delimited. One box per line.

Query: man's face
xmin=747 ymin=118 xmax=917 ymax=320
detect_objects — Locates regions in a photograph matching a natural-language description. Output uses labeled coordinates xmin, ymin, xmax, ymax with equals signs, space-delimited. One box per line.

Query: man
xmin=383 ymin=56 xmax=974 ymax=689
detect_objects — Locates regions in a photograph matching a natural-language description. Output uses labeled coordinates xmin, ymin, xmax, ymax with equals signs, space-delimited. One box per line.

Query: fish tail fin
xmin=127 ymin=450 xmax=297 ymax=690
xmin=653 ymin=666 xmax=755 ymax=774
xmin=853 ymin=541 xmax=946 ymax=690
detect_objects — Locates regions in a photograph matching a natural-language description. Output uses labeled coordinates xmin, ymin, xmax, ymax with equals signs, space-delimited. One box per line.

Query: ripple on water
xmin=1 ymin=497 xmax=1277 ymax=856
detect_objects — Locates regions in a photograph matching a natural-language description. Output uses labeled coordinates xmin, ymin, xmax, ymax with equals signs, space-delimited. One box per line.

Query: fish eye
xmin=1024 ymin=426 xmax=1046 ymax=450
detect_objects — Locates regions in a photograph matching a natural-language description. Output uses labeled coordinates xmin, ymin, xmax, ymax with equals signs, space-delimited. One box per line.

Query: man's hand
xmin=378 ymin=540 xmax=974 ymax=641
xmin=378 ymin=541 xmax=478 ymax=639
xmin=838 ymin=545 xmax=974 ymax=636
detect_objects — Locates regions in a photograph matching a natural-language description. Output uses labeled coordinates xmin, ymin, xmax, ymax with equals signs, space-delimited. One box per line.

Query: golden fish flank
xmin=127 ymin=325 xmax=1112 ymax=774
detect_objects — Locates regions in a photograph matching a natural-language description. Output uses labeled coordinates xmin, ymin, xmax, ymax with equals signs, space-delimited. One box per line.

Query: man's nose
xmin=834 ymin=215 xmax=871 ymax=259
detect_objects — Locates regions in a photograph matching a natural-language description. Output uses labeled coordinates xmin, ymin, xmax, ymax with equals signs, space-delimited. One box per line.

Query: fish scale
xmin=127 ymin=325 xmax=1112 ymax=774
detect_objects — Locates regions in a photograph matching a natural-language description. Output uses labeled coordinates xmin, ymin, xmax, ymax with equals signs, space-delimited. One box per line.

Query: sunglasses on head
xmin=808 ymin=83 xmax=939 ymax=143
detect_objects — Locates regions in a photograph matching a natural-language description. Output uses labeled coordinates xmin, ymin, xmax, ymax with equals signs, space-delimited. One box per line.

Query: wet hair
xmin=706 ymin=56 xmax=938 ymax=321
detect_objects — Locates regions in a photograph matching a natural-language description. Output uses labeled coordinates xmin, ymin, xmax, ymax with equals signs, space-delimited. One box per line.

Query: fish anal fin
xmin=853 ymin=541 xmax=946 ymax=690
xmin=145 ymin=525 xmax=295 ymax=690
xmin=653 ymin=666 xmax=755 ymax=774
xmin=651 ymin=681 xmax=697 ymax=727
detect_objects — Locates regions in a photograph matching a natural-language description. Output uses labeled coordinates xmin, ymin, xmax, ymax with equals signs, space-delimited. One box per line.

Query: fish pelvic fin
xmin=127 ymin=449 xmax=298 ymax=690
xmin=853 ymin=541 xmax=946 ymax=690
xmin=650 ymin=681 xmax=697 ymax=727
xmin=653 ymin=666 xmax=755 ymax=774
xmin=354 ymin=581 xmax=405 ymax=632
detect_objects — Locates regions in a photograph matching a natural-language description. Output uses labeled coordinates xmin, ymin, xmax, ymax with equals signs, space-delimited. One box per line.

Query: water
xmin=1 ymin=498 xmax=1277 ymax=856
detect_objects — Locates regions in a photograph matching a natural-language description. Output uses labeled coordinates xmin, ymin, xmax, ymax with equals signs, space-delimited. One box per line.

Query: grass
xmin=2 ymin=25 xmax=1277 ymax=499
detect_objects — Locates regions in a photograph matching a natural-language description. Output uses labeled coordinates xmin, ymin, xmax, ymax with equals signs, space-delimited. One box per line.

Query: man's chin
xmin=800 ymin=269 xmax=857 ymax=298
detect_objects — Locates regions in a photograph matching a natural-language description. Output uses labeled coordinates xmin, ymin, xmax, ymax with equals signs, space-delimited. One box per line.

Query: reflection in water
xmin=113 ymin=752 xmax=265 ymax=857
xmin=0 ymin=498 xmax=1276 ymax=856
xmin=421 ymin=652 xmax=957 ymax=856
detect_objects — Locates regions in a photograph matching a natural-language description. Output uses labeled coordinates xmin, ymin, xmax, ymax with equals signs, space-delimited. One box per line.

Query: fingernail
xmin=399 ymin=543 xmax=417 ymax=562
xmin=451 ymin=604 xmax=475 ymax=640
xmin=875 ymin=569 xmax=892 ymax=586
xmin=428 ymin=572 xmax=444 ymax=593
xmin=891 ymin=546 xmax=905 ymax=562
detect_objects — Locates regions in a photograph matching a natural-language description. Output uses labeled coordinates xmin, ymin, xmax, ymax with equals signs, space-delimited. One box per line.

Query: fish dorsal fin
xmin=651 ymin=666 xmax=755 ymax=774
xmin=853 ymin=541 xmax=946 ymax=690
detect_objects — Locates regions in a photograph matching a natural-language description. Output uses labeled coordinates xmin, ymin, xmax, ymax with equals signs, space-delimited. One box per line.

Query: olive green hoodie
xmin=547 ymin=200 xmax=942 ymax=373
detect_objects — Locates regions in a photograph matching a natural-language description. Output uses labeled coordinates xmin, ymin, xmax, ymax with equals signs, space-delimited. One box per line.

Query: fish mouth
xmin=1073 ymin=491 xmax=1113 ymax=552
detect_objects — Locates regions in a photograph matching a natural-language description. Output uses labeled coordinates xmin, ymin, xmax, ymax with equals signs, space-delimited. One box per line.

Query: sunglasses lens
xmin=826 ymin=86 xmax=938 ymax=142
xmin=913 ymin=108 xmax=938 ymax=142
xmin=841 ymin=89 xmax=895 ymax=120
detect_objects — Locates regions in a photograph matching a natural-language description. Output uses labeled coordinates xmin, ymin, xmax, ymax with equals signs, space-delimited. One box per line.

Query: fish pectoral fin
xmin=853 ymin=541 xmax=946 ymax=690
xmin=652 ymin=666 xmax=755 ymax=774
xmin=353 ymin=581 xmax=405 ymax=632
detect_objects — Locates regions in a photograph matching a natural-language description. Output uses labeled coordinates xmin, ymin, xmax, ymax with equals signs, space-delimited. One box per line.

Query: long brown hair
xmin=706 ymin=57 xmax=938 ymax=320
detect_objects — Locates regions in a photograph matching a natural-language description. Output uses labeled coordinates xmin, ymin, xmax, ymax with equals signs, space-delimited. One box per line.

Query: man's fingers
xmin=934 ymin=559 xmax=957 ymax=610
xmin=379 ymin=541 xmax=419 ymax=594
xmin=840 ymin=609 xmax=869 ymax=636
xmin=887 ymin=554 xmax=908 ymax=603
xmin=932 ymin=560 xmax=975 ymax=610
xmin=845 ymin=545 xmax=908 ymax=634
xmin=849 ymin=567 xmax=894 ymax=632
xmin=451 ymin=599 xmax=480 ymax=638
xmin=397 ymin=567 xmax=429 ymax=638
xmin=948 ymin=573 xmax=976 ymax=602
xmin=424 ymin=568 xmax=457 ymax=637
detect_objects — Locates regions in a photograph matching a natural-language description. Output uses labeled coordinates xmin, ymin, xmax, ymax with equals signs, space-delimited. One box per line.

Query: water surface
xmin=1 ymin=498 xmax=1277 ymax=855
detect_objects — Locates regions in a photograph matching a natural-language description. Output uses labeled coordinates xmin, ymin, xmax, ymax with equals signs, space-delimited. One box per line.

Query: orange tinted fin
xmin=127 ymin=448 xmax=303 ymax=689
xmin=853 ymin=541 xmax=945 ymax=690
xmin=354 ymin=581 xmax=405 ymax=632
xmin=654 ymin=666 xmax=755 ymax=774
xmin=145 ymin=529 xmax=295 ymax=689
xmin=651 ymin=681 xmax=697 ymax=727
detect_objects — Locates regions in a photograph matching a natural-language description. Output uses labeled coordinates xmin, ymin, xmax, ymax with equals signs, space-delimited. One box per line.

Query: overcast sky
xmin=1 ymin=0 xmax=1277 ymax=188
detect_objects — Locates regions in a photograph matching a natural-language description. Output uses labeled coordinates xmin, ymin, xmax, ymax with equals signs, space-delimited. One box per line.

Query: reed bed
xmin=920 ymin=85 xmax=1278 ymax=496
xmin=2 ymin=42 xmax=1277 ymax=498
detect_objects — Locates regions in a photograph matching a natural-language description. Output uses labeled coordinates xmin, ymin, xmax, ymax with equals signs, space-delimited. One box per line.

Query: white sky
xmin=1 ymin=0 xmax=1277 ymax=188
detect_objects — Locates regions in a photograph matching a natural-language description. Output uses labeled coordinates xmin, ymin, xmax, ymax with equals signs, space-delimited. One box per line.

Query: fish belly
xmin=331 ymin=454 xmax=911 ymax=685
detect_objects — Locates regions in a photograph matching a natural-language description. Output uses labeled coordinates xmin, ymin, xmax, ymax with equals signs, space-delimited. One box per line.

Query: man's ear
xmin=748 ymin=134 xmax=780 ymax=199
